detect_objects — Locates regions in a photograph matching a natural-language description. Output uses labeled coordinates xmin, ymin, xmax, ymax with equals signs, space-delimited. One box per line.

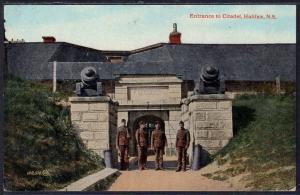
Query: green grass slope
xmin=4 ymin=78 xmax=104 ymax=191
xmin=203 ymin=94 xmax=296 ymax=190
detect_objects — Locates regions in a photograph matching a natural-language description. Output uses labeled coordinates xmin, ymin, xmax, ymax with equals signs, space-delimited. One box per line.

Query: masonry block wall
xmin=114 ymin=75 xmax=182 ymax=105
xmin=181 ymin=101 xmax=193 ymax=161
xmin=165 ymin=110 xmax=182 ymax=156
xmin=69 ymin=96 xmax=118 ymax=167
xmin=117 ymin=111 xmax=129 ymax=127
xmin=108 ymin=101 xmax=118 ymax=167
xmin=182 ymin=94 xmax=233 ymax=160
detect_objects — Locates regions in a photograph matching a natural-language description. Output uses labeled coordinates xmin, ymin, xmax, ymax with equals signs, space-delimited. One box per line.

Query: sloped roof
xmin=6 ymin=42 xmax=108 ymax=80
xmin=123 ymin=43 xmax=296 ymax=81
xmin=6 ymin=42 xmax=296 ymax=81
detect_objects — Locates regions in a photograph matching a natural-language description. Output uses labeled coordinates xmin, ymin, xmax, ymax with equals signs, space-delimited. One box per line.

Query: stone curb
xmin=58 ymin=168 xmax=119 ymax=191
xmin=289 ymin=187 xmax=296 ymax=191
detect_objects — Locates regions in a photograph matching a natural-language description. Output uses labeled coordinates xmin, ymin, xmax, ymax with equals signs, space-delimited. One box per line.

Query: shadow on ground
xmin=122 ymin=155 xmax=191 ymax=171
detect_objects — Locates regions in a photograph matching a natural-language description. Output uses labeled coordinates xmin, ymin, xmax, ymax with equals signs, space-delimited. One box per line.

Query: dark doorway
xmin=129 ymin=115 xmax=165 ymax=156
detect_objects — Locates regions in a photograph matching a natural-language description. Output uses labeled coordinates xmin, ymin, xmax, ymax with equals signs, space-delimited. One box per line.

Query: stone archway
xmin=129 ymin=114 xmax=165 ymax=156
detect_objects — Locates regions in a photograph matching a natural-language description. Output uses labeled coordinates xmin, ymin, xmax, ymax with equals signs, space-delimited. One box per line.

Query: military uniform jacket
xmin=151 ymin=129 xmax=167 ymax=148
xmin=135 ymin=128 xmax=148 ymax=147
xmin=116 ymin=126 xmax=130 ymax=146
xmin=175 ymin=128 xmax=190 ymax=148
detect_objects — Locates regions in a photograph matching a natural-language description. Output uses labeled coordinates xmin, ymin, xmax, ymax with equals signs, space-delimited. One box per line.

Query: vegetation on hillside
xmin=202 ymin=94 xmax=296 ymax=190
xmin=4 ymin=77 xmax=104 ymax=191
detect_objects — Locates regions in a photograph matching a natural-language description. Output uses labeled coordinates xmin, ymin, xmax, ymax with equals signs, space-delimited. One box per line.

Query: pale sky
xmin=4 ymin=5 xmax=296 ymax=50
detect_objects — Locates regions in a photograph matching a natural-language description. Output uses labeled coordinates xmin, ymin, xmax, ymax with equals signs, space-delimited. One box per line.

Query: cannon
xmin=76 ymin=66 xmax=103 ymax=96
xmin=195 ymin=66 xmax=225 ymax=94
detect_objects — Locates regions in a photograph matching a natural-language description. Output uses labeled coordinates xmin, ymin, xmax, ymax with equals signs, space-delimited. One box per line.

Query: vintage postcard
xmin=2 ymin=4 xmax=296 ymax=192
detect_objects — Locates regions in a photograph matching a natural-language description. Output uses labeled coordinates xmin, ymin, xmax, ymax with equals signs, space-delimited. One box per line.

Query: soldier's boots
xmin=176 ymin=164 xmax=187 ymax=172
xmin=139 ymin=165 xmax=146 ymax=171
xmin=183 ymin=163 xmax=187 ymax=172
xmin=155 ymin=161 xmax=164 ymax=170
xmin=159 ymin=162 xmax=164 ymax=170
xmin=121 ymin=164 xmax=129 ymax=171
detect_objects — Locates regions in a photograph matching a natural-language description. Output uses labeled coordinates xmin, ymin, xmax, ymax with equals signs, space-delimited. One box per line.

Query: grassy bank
xmin=202 ymin=94 xmax=296 ymax=190
xmin=4 ymin=78 xmax=104 ymax=191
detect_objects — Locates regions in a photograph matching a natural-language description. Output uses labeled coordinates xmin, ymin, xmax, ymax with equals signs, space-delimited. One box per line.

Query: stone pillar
xmin=181 ymin=94 xmax=233 ymax=164
xmin=69 ymin=96 xmax=118 ymax=167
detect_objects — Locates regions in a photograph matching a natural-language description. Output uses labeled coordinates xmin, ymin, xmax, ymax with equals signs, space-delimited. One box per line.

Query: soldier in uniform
xmin=116 ymin=119 xmax=130 ymax=170
xmin=175 ymin=121 xmax=190 ymax=172
xmin=135 ymin=121 xmax=148 ymax=170
xmin=151 ymin=121 xmax=168 ymax=170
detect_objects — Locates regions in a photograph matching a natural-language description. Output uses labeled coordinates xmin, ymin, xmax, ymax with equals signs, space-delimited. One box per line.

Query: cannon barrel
xmin=80 ymin=66 xmax=98 ymax=86
xmin=196 ymin=65 xmax=225 ymax=94
xmin=201 ymin=66 xmax=219 ymax=83
xmin=76 ymin=66 xmax=103 ymax=96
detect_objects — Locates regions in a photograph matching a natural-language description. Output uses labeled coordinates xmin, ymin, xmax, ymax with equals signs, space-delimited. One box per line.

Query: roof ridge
xmin=130 ymin=42 xmax=166 ymax=54
xmin=61 ymin=42 xmax=103 ymax=52
xmin=154 ymin=42 xmax=296 ymax=46
xmin=128 ymin=42 xmax=296 ymax=56
xmin=6 ymin=42 xmax=63 ymax=44
xmin=6 ymin=41 xmax=104 ymax=52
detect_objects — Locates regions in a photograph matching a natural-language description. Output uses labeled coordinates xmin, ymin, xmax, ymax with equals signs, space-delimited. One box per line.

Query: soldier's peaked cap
xmin=121 ymin=119 xmax=126 ymax=122
xmin=179 ymin=121 xmax=184 ymax=125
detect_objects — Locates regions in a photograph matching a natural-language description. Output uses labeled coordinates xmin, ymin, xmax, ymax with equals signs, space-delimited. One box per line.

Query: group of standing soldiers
xmin=116 ymin=119 xmax=190 ymax=172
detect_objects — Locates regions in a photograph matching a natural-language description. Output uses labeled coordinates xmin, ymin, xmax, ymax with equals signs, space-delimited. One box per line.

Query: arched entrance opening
xmin=130 ymin=115 xmax=165 ymax=156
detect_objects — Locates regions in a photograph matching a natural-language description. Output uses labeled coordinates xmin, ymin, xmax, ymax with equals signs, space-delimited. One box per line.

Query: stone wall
xmin=108 ymin=101 xmax=118 ymax=166
xmin=181 ymin=101 xmax=193 ymax=161
xmin=117 ymin=111 xmax=129 ymax=127
xmin=69 ymin=96 xmax=118 ymax=167
xmin=114 ymin=75 xmax=182 ymax=105
xmin=68 ymin=81 xmax=233 ymax=168
xmin=181 ymin=94 xmax=233 ymax=160
xmin=165 ymin=110 xmax=182 ymax=156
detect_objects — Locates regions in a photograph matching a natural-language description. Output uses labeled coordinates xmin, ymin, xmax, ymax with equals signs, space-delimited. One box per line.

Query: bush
xmin=208 ymin=94 xmax=296 ymax=190
xmin=4 ymin=78 xmax=104 ymax=191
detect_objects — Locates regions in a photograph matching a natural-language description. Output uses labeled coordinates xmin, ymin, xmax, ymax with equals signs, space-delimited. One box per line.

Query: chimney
xmin=169 ymin=23 xmax=181 ymax=44
xmin=42 ymin=36 xmax=56 ymax=43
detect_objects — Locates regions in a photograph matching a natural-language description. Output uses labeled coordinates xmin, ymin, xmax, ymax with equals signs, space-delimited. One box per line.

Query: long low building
xmin=5 ymin=40 xmax=296 ymax=98
xmin=4 ymin=24 xmax=296 ymax=158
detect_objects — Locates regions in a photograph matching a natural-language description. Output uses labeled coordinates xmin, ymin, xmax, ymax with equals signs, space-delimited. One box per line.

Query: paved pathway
xmin=108 ymin=155 xmax=235 ymax=191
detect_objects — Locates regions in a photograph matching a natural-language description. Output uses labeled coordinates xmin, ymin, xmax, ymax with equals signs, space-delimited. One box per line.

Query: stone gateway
xmin=69 ymin=72 xmax=233 ymax=168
